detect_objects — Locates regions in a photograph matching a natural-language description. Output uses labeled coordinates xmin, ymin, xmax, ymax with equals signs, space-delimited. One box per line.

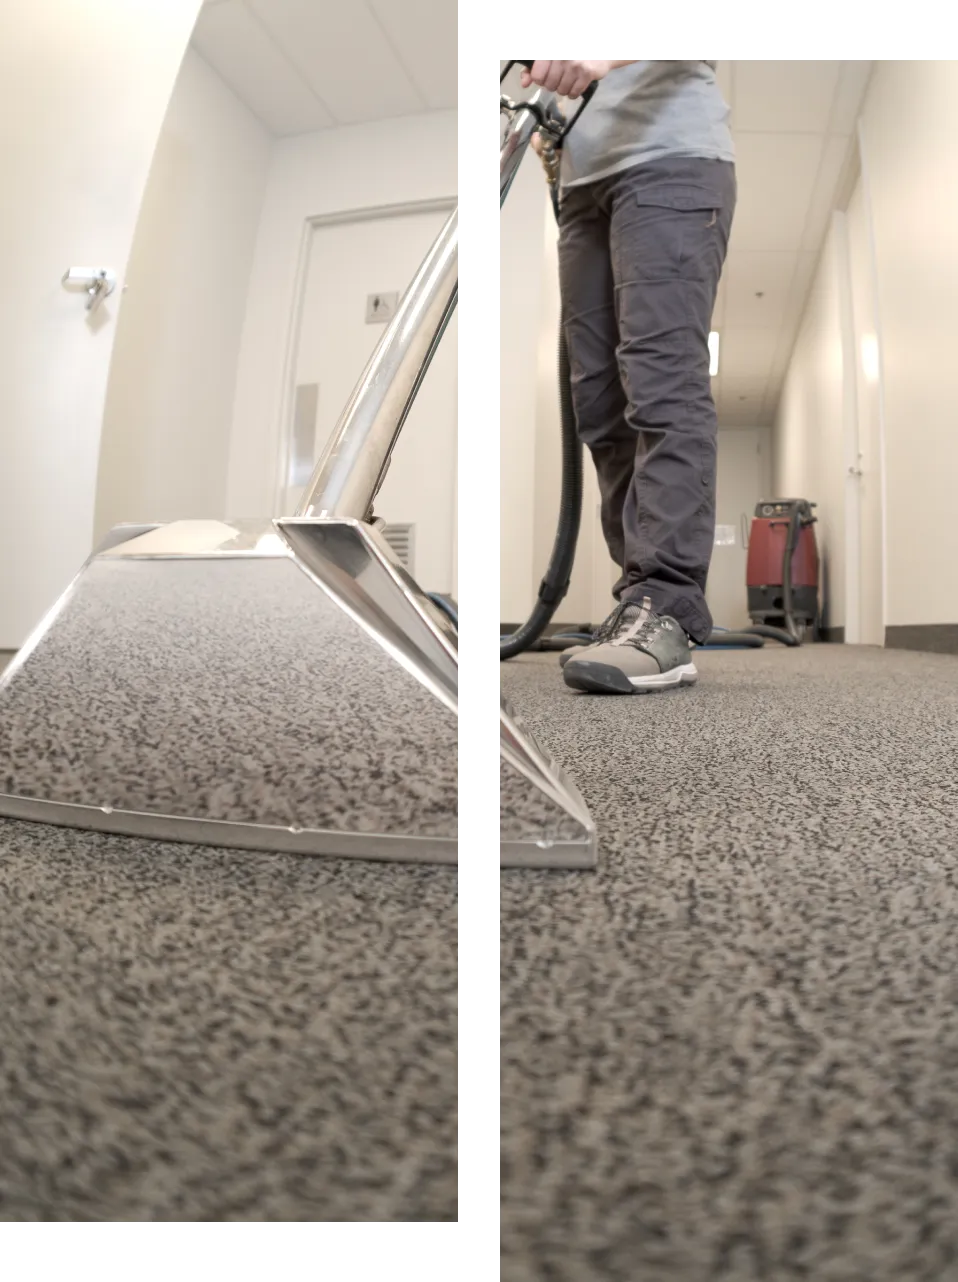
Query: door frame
xmin=856 ymin=117 xmax=889 ymax=646
xmin=274 ymin=197 xmax=457 ymax=518
xmin=834 ymin=205 xmax=862 ymax=643
xmin=835 ymin=126 xmax=887 ymax=646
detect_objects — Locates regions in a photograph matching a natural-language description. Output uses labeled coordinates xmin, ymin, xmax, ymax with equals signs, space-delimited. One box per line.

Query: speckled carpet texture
xmin=501 ymin=644 xmax=958 ymax=1282
xmin=0 ymin=825 xmax=456 ymax=1221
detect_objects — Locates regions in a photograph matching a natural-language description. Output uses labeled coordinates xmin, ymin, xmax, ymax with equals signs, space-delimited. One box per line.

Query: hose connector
xmin=537 ymin=136 xmax=560 ymax=187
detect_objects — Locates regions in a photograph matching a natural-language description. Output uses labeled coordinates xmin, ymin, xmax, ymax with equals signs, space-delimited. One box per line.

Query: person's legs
xmin=561 ymin=157 xmax=736 ymax=694
xmin=606 ymin=156 xmax=736 ymax=644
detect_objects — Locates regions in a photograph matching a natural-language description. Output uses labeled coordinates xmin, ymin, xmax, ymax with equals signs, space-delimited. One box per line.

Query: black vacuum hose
xmin=500 ymin=321 xmax=582 ymax=659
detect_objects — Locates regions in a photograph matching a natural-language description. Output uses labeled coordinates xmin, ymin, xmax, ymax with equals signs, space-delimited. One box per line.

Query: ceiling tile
xmin=717 ymin=401 xmax=767 ymax=429
xmin=711 ymin=62 xmax=865 ymax=402
xmin=718 ymin=326 xmax=781 ymax=382
xmin=730 ymin=132 xmax=825 ymax=254
xmin=246 ymin=0 xmax=425 ymax=125
xmin=733 ymin=61 xmax=841 ymax=134
xmin=191 ymin=1 xmax=332 ymax=134
xmin=829 ymin=61 xmax=875 ymax=134
xmin=760 ymin=251 xmax=820 ymax=405
xmin=721 ymin=408 xmax=768 ymax=431
xmin=367 ymin=0 xmax=457 ymax=110
xmin=723 ymin=250 xmax=797 ymax=329
xmin=798 ymin=134 xmax=856 ymax=254
xmin=720 ymin=376 xmax=769 ymax=403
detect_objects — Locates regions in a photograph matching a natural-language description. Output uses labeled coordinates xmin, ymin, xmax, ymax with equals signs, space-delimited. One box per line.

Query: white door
xmin=845 ymin=174 xmax=885 ymax=646
xmin=707 ymin=428 xmax=772 ymax=630
xmin=0 ymin=0 xmax=202 ymax=649
xmin=284 ymin=208 xmax=458 ymax=596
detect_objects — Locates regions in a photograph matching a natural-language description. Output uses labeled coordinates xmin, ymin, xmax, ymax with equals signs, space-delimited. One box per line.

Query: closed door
xmin=706 ymin=428 xmax=772 ymax=630
xmin=285 ymin=207 xmax=457 ymax=596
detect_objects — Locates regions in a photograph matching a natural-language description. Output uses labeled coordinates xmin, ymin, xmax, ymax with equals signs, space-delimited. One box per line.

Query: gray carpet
xmin=501 ymin=644 xmax=958 ymax=1282
xmin=0 ymin=824 xmax=456 ymax=1221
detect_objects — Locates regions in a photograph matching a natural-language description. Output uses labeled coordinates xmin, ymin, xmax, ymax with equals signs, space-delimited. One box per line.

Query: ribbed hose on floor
xmin=500 ymin=323 xmax=583 ymax=660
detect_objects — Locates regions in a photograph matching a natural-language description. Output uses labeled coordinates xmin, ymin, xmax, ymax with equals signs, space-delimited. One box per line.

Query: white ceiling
xmin=713 ymin=61 xmax=873 ymax=427
xmin=193 ymin=36 xmax=870 ymax=428
xmin=193 ymin=0 xmax=456 ymax=135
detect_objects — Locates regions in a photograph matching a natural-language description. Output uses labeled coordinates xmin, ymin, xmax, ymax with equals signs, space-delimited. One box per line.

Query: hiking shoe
xmin=556 ymin=610 xmax=630 ymax=668
xmin=563 ymin=598 xmax=697 ymax=694
xmin=558 ymin=644 xmax=588 ymax=669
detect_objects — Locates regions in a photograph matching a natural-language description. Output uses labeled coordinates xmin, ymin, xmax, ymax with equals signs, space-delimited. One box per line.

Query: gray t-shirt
xmin=560 ymin=61 xmax=734 ymax=188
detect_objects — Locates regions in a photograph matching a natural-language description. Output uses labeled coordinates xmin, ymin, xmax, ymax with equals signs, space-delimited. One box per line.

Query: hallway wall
xmin=0 ymin=0 xmax=203 ymax=650
xmin=775 ymin=61 xmax=958 ymax=644
xmin=95 ymin=48 xmax=271 ymax=543
xmin=500 ymin=159 xmax=549 ymax=623
xmin=773 ymin=221 xmax=848 ymax=632
xmin=857 ymin=61 xmax=958 ymax=631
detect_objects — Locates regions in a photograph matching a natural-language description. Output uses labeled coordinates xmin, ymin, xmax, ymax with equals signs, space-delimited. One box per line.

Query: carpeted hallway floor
xmin=501 ymin=644 xmax=958 ymax=1282
xmin=0 ymin=826 xmax=456 ymax=1221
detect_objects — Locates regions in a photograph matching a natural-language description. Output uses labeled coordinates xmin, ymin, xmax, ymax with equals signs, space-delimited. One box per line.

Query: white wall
xmin=773 ymin=221 xmax=848 ymax=630
xmin=95 ymin=48 xmax=271 ymax=543
xmin=0 ymin=0 xmax=202 ymax=649
xmin=500 ymin=162 xmax=548 ymax=623
xmin=775 ymin=61 xmax=958 ymax=638
xmin=857 ymin=62 xmax=958 ymax=628
xmin=227 ymin=110 xmax=457 ymax=519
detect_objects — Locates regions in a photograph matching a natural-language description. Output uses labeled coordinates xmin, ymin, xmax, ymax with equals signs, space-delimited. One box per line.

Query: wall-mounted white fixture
xmin=62 ymin=267 xmax=117 ymax=313
xmin=708 ymin=330 xmax=720 ymax=377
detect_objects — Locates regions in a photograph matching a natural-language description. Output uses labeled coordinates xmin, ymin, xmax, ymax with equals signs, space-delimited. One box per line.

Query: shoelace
xmin=626 ymin=615 xmax=665 ymax=647
xmin=597 ymin=603 xmax=674 ymax=649
xmin=592 ymin=603 xmax=630 ymax=643
xmin=595 ymin=602 xmax=677 ymax=651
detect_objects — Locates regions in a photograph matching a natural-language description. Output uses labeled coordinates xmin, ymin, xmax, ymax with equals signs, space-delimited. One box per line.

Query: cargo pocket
xmin=613 ymin=185 xmax=725 ymax=286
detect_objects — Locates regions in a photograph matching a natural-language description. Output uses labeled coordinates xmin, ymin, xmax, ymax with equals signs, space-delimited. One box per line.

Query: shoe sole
xmin=563 ymin=660 xmax=698 ymax=695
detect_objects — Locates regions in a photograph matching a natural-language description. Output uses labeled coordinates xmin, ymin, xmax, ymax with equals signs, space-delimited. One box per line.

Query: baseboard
xmin=820 ymin=627 xmax=845 ymax=644
xmin=884 ymin=624 xmax=958 ymax=655
xmin=500 ymin=622 xmax=592 ymax=637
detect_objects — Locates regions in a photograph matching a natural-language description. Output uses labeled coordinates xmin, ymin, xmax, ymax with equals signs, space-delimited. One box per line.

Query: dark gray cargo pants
xmin=558 ymin=156 xmax=736 ymax=644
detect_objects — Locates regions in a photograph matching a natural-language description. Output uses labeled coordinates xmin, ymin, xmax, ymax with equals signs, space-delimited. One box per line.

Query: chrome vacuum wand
xmin=500 ymin=62 xmax=598 ymax=210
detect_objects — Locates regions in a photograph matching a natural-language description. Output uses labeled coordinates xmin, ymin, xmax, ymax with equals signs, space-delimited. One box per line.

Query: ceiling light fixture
xmin=708 ymin=331 xmax=720 ymax=377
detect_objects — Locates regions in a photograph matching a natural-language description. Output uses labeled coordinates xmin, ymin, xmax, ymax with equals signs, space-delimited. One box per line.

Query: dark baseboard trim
xmin=505 ymin=623 xmax=958 ymax=653
xmin=885 ymin=624 xmax=958 ymax=655
xmin=500 ymin=622 xmax=592 ymax=637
